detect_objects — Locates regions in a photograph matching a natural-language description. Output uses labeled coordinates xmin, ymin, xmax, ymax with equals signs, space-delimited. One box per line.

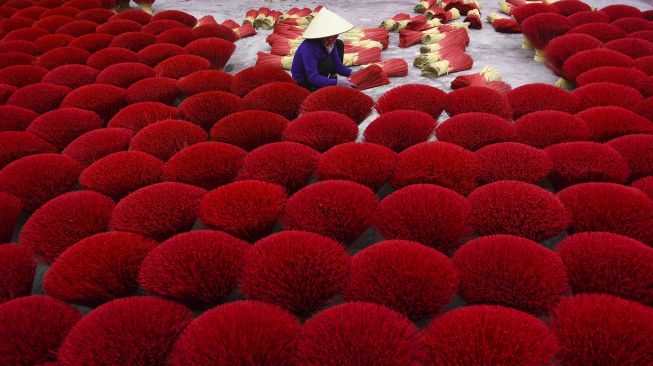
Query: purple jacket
xmin=291 ymin=38 xmax=352 ymax=88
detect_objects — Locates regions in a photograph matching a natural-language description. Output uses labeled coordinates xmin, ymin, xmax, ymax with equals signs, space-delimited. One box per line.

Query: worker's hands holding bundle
xmin=337 ymin=78 xmax=356 ymax=88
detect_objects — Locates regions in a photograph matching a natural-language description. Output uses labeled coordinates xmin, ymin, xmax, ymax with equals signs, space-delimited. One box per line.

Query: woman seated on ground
xmin=291 ymin=7 xmax=357 ymax=91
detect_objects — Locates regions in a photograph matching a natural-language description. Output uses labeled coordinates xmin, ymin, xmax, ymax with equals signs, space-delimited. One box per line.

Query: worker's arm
xmin=302 ymin=48 xmax=338 ymax=88
xmin=333 ymin=46 xmax=353 ymax=77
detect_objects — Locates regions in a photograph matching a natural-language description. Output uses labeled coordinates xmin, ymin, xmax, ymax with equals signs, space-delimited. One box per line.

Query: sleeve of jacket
xmin=333 ymin=47 xmax=353 ymax=77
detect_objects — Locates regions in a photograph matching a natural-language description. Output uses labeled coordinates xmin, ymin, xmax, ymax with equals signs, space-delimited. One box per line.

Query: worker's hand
xmin=337 ymin=78 xmax=356 ymax=88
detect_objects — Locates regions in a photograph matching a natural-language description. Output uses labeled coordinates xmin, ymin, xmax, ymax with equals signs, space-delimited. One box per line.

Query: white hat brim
xmin=302 ymin=7 xmax=354 ymax=39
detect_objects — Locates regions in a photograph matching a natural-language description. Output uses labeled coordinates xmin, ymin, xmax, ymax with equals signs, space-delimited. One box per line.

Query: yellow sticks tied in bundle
xmin=420 ymin=52 xmax=473 ymax=77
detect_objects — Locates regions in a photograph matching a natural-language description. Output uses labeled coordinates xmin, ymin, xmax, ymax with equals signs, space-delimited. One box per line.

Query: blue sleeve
xmin=333 ymin=47 xmax=352 ymax=77
xmin=303 ymin=47 xmax=337 ymax=88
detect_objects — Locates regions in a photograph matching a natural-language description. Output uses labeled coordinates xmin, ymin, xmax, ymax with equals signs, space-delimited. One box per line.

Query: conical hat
xmin=302 ymin=7 xmax=354 ymax=39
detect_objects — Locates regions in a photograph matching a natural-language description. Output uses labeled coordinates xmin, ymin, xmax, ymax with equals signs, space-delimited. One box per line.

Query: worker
xmin=291 ymin=7 xmax=357 ymax=91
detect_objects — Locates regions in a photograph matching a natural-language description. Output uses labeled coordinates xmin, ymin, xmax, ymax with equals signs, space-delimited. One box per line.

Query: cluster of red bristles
xmin=2 ymin=0 xmax=653 ymax=364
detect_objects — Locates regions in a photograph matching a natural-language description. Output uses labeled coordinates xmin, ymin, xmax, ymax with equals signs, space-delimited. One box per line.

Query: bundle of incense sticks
xmin=381 ymin=13 xmax=411 ymax=30
xmin=487 ymin=13 xmax=521 ymax=33
xmin=450 ymin=66 xmax=502 ymax=88
xmin=343 ymin=48 xmax=382 ymax=66
xmin=414 ymin=45 xmax=465 ymax=68
xmin=428 ymin=7 xmax=461 ymax=23
xmin=415 ymin=0 xmax=437 ymax=13
xmin=394 ymin=15 xmax=428 ymax=31
xmin=420 ymin=51 xmax=473 ymax=77
xmin=276 ymin=16 xmax=311 ymax=28
xmin=399 ymin=28 xmax=442 ymax=48
xmin=233 ymin=23 xmax=256 ymax=39
xmin=263 ymin=10 xmax=283 ymax=30
xmin=464 ymin=9 xmax=482 ymax=29
xmin=499 ymin=0 xmax=546 ymax=15
xmin=348 ymin=64 xmax=390 ymax=90
xmin=406 ymin=19 xmax=442 ymax=31
xmin=257 ymin=52 xmax=294 ymax=69
xmin=272 ymin=23 xmax=305 ymax=37
xmin=253 ymin=7 xmax=270 ymax=28
xmin=342 ymin=29 xmax=389 ymax=49
xmin=279 ymin=7 xmax=313 ymax=20
xmin=196 ymin=15 xmax=218 ymax=27
xmin=221 ymin=19 xmax=240 ymax=29
xmin=445 ymin=0 xmax=479 ymax=15
xmin=361 ymin=58 xmax=409 ymax=77
xmin=422 ymin=27 xmax=469 ymax=47
xmin=244 ymin=9 xmax=258 ymax=25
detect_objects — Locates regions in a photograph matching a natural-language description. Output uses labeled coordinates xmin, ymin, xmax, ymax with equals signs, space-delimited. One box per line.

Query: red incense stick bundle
xmin=415 ymin=0 xmax=437 ymax=13
xmin=381 ymin=13 xmax=411 ymax=30
xmin=363 ymin=58 xmax=409 ymax=77
xmin=253 ymin=7 xmax=270 ymax=29
xmin=349 ymin=64 xmax=389 ymax=90
xmin=196 ymin=15 xmax=218 ymax=27
xmin=446 ymin=1 xmax=479 ymax=15
xmin=256 ymin=52 xmax=293 ymax=69
xmin=233 ymin=23 xmax=256 ymax=39
xmin=421 ymin=51 xmax=473 ymax=76
xmin=222 ymin=19 xmax=240 ymax=29
xmin=464 ymin=9 xmax=482 ymax=29
xmin=488 ymin=13 xmax=522 ymax=33
xmin=343 ymin=48 xmax=382 ymax=66
xmin=244 ymin=9 xmax=258 ymax=25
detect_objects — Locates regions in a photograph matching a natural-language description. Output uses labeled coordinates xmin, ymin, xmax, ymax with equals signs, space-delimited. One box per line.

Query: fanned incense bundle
xmin=349 ymin=65 xmax=389 ymax=90
xmin=421 ymin=52 xmax=473 ymax=77
xmin=221 ymin=19 xmax=240 ymax=30
xmin=464 ymin=9 xmax=482 ymax=29
xmin=450 ymin=66 xmax=511 ymax=93
xmin=197 ymin=15 xmax=218 ymax=27
xmin=381 ymin=13 xmax=411 ymax=30
xmin=244 ymin=9 xmax=258 ymax=25
xmin=362 ymin=58 xmax=409 ymax=77
xmin=256 ymin=52 xmax=293 ymax=69
xmin=415 ymin=0 xmax=437 ymax=13
xmin=233 ymin=24 xmax=256 ymax=39
xmin=487 ymin=13 xmax=521 ymax=33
